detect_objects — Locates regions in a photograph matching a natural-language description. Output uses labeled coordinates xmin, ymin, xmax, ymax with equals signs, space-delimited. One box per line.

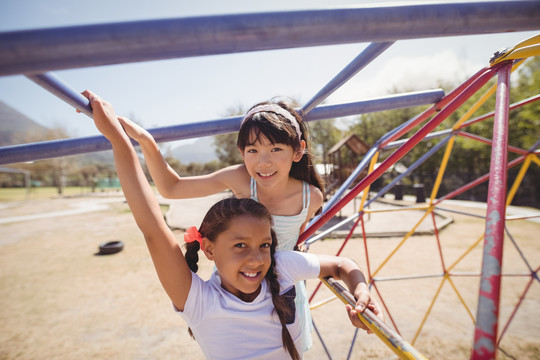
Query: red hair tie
xmin=184 ymin=226 xmax=204 ymax=251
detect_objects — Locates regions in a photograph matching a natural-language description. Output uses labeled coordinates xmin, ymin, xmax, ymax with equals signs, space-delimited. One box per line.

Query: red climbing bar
xmin=435 ymin=156 xmax=524 ymax=204
xmin=380 ymin=66 xmax=490 ymax=148
xmin=459 ymin=93 xmax=540 ymax=129
xmin=471 ymin=62 xmax=512 ymax=360
xmin=458 ymin=131 xmax=529 ymax=156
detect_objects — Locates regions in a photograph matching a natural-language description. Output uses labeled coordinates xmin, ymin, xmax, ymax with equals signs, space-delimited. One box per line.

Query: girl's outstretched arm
xmin=118 ymin=116 xmax=240 ymax=199
xmin=83 ymin=90 xmax=192 ymax=311
xmin=317 ymin=254 xmax=383 ymax=330
xmin=117 ymin=117 xmax=186 ymax=198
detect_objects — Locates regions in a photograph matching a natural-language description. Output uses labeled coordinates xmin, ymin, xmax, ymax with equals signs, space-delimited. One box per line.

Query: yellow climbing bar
xmin=321 ymin=277 xmax=428 ymax=360
xmin=412 ymin=276 xmax=445 ymax=344
xmin=310 ymin=295 xmax=337 ymax=310
xmin=532 ymin=153 xmax=540 ymax=166
xmin=453 ymin=86 xmax=497 ymax=130
xmin=490 ymin=33 xmax=540 ymax=65
xmin=447 ymin=234 xmax=484 ymax=272
xmin=429 ymin=136 xmax=456 ymax=203
xmin=372 ymin=208 xmax=434 ymax=278
xmin=359 ymin=151 xmax=379 ymax=212
xmin=506 ymin=154 xmax=533 ymax=206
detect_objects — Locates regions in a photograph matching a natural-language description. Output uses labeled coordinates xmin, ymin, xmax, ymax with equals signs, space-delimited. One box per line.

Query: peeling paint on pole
xmin=471 ymin=63 xmax=512 ymax=360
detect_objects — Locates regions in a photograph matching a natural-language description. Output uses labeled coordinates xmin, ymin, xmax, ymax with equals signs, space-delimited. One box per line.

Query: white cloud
xmin=330 ymin=50 xmax=483 ymax=103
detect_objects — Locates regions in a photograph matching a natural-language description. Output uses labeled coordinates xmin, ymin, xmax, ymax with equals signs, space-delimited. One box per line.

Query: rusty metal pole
xmin=471 ymin=61 xmax=512 ymax=359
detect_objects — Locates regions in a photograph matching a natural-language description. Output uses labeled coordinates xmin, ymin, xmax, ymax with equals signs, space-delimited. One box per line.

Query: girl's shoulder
xmin=218 ymin=164 xmax=251 ymax=198
xmin=307 ymin=183 xmax=324 ymax=213
xmin=275 ymin=251 xmax=320 ymax=282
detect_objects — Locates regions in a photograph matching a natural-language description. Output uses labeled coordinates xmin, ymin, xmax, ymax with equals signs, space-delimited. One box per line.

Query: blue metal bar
xmin=383 ymin=129 xmax=454 ymax=150
xmin=27 ymin=70 xmax=444 ymax=122
xmin=505 ymin=225 xmax=535 ymax=275
xmin=302 ymin=42 xmax=394 ymax=114
xmin=307 ymin=107 xmax=431 ymax=226
xmin=435 ymin=206 xmax=486 ymax=219
xmin=378 ymin=113 xmax=425 ymax=146
xmin=366 ymin=134 xmax=454 ymax=205
xmin=346 ymin=328 xmax=359 ymax=360
xmin=311 ymin=146 xmax=379 ymax=224
xmin=1 ymin=1 xmax=539 ymax=76
xmin=529 ymin=138 xmax=540 ymax=152
xmin=0 ymin=117 xmax=241 ymax=165
xmin=0 ymin=86 xmax=443 ymax=165
xmin=26 ymin=73 xmax=93 ymax=117
xmin=306 ymin=213 xmax=360 ymax=245
xmin=304 ymin=89 xmax=444 ymax=121
xmin=311 ymin=319 xmax=333 ymax=360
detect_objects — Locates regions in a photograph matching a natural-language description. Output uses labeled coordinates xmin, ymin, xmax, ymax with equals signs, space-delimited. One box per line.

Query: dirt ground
xmin=0 ymin=194 xmax=539 ymax=359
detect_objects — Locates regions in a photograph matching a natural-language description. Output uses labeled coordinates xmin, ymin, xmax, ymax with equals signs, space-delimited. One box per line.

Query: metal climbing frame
xmin=1 ymin=2 xmax=539 ymax=359
xmin=300 ymin=41 xmax=540 ymax=359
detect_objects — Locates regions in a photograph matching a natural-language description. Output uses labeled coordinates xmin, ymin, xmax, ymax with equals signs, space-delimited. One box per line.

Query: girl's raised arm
xmin=84 ymin=91 xmax=192 ymax=311
xmin=118 ymin=116 xmax=239 ymax=199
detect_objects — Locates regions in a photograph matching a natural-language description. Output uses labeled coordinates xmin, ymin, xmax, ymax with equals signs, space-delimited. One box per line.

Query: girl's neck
xmin=219 ymin=275 xmax=263 ymax=303
xmin=255 ymin=177 xmax=304 ymax=216
xmin=256 ymin=175 xmax=299 ymax=199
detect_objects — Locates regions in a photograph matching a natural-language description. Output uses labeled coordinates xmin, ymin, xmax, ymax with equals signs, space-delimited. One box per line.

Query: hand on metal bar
xmin=320 ymin=276 xmax=428 ymax=360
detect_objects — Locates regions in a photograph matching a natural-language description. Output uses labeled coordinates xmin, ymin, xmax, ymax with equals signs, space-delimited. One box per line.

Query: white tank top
xmin=250 ymin=177 xmax=310 ymax=250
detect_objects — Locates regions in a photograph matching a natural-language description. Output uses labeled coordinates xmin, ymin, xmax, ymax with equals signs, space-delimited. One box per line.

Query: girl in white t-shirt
xmin=84 ymin=90 xmax=381 ymax=360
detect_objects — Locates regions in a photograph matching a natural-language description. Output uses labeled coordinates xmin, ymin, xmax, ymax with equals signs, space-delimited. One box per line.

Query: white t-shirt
xmin=177 ymin=251 xmax=320 ymax=360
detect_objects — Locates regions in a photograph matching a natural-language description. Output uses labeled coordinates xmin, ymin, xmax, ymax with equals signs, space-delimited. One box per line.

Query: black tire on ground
xmin=98 ymin=241 xmax=124 ymax=255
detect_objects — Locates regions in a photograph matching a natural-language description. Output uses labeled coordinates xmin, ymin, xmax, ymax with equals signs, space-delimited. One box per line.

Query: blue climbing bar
xmin=1 ymin=1 xmax=539 ymax=76
xmin=0 ymin=87 xmax=444 ymax=165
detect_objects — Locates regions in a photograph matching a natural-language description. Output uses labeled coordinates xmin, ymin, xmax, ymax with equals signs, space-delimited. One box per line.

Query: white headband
xmin=242 ymin=104 xmax=302 ymax=141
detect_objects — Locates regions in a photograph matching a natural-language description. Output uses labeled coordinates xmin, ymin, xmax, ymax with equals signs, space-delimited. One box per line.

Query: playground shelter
xmin=1 ymin=1 xmax=540 ymax=359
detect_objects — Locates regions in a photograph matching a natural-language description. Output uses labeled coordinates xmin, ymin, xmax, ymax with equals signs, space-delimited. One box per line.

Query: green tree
xmin=213 ymin=132 xmax=243 ymax=166
xmin=307 ymin=118 xmax=343 ymax=164
xmin=343 ymin=59 xmax=539 ymax=206
xmin=213 ymin=104 xmax=246 ymax=166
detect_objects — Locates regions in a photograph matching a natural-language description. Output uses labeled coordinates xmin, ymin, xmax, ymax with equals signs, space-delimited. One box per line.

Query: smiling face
xmin=241 ymin=132 xmax=305 ymax=188
xmin=204 ymin=214 xmax=274 ymax=302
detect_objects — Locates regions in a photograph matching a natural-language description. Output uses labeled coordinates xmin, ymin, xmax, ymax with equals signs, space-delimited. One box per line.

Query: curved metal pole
xmin=1 ymin=1 xmax=539 ymax=76
xmin=26 ymin=73 xmax=93 ymax=117
xmin=0 ymin=85 xmax=443 ymax=165
xmin=302 ymin=41 xmax=394 ymax=114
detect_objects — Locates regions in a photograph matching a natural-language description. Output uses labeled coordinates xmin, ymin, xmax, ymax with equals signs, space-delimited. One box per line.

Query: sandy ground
xmin=0 ymin=193 xmax=539 ymax=360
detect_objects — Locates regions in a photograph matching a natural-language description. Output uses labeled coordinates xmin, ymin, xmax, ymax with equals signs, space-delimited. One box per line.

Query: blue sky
xmin=0 ymin=0 xmax=538 ymax=144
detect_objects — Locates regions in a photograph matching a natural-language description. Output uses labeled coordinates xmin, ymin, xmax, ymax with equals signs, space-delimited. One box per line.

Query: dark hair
xmin=184 ymin=198 xmax=300 ymax=360
xmin=237 ymin=101 xmax=324 ymax=198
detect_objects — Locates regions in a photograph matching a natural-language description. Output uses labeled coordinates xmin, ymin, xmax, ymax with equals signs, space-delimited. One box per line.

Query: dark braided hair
xmin=237 ymin=101 xmax=324 ymax=200
xmin=184 ymin=197 xmax=300 ymax=360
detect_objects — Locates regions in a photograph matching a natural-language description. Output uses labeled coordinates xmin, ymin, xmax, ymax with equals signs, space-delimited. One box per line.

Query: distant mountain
xmin=0 ymin=101 xmax=216 ymax=165
xmin=0 ymin=100 xmax=115 ymax=165
xmin=169 ymin=136 xmax=218 ymax=164
xmin=0 ymin=100 xmax=48 ymax=145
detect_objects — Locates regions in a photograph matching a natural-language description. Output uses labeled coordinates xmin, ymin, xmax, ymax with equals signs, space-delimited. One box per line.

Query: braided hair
xmin=184 ymin=198 xmax=300 ymax=360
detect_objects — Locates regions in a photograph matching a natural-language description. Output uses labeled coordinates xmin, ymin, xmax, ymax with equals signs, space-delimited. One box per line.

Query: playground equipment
xmin=1 ymin=2 xmax=539 ymax=359
xmin=301 ymin=50 xmax=540 ymax=359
